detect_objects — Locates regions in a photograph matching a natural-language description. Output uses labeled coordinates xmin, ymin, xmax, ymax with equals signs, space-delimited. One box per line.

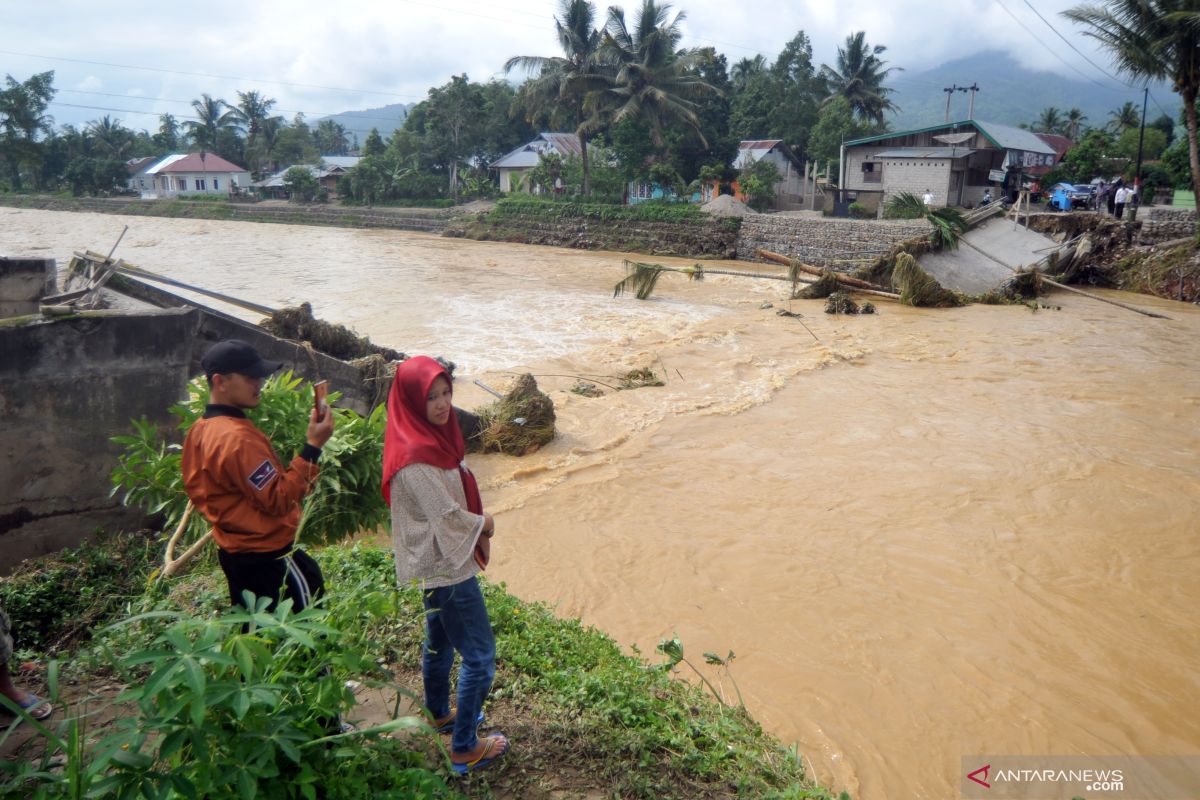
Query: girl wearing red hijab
xmin=382 ymin=356 xmax=508 ymax=773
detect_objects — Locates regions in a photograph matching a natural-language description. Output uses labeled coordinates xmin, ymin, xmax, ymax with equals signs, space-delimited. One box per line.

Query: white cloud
xmin=4 ymin=0 xmax=1118 ymax=130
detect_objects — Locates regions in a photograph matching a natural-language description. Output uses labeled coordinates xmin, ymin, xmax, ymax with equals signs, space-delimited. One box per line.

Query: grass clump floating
xmin=472 ymin=373 xmax=557 ymax=455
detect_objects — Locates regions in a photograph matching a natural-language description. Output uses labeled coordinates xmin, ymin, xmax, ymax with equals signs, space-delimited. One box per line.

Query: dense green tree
xmin=730 ymin=55 xmax=766 ymax=92
xmin=0 ymin=70 xmax=56 ymax=189
xmin=738 ymin=157 xmax=782 ymax=210
xmin=153 ymin=113 xmax=180 ymax=152
xmin=315 ymin=119 xmax=349 ymax=155
xmin=472 ymin=80 xmax=535 ymax=169
xmin=422 ymin=74 xmax=486 ymax=198
xmin=819 ymin=31 xmax=900 ymax=126
xmin=362 ymin=128 xmax=386 ymax=157
xmin=232 ymin=90 xmax=277 ymax=172
xmin=507 ymin=0 xmax=606 ymax=194
xmin=1161 ymin=136 xmax=1192 ymax=188
xmin=282 ymin=165 xmax=319 ymax=201
xmin=1115 ymin=125 xmax=1168 ymax=161
xmin=808 ymin=96 xmax=872 ymax=184
xmin=1046 ymin=128 xmax=1119 ymax=183
xmin=63 ymin=156 xmax=127 ymax=196
xmin=664 ymin=47 xmax=735 ymax=183
xmin=1149 ymin=112 xmax=1176 ymax=145
xmin=273 ymin=113 xmax=318 ymax=167
xmin=1066 ymin=0 xmax=1200 ymax=209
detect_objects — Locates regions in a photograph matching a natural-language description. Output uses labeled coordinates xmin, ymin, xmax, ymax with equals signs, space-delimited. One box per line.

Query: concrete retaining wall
xmin=0 ymin=257 xmax=56 ymax=318
xmin=0 ymin=195 xmax=450 ymax=234
xmin=1137 ymin=207 xmax=1197 ymax=245
xmin=0 ymin=308 xmax=200 ymax=572
xmin=735 ymin=215 xmax=931 ymax=268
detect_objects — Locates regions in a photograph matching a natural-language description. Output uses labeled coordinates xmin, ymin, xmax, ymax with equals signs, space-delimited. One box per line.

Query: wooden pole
xmin=756 ymin=248 xmax=889 ymax=291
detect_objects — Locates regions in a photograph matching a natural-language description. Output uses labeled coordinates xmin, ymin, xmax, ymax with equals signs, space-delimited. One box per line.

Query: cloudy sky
xmin=3 ymin=0 xmax=1122 ymax=132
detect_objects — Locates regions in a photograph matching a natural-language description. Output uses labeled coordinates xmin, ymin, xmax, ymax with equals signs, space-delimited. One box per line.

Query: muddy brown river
xmin=4 ymin=209 xmax=1199 ymax=798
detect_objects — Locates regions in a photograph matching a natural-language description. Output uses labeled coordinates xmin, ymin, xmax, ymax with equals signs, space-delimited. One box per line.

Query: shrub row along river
xmin=4 ymin=208 xmax=1198 ymax=799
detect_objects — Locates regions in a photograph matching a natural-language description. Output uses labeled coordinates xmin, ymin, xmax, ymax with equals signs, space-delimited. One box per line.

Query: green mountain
xmin=886 ymin=51 xmax=1179 ymax=133
xmin=316 ymin=102 xmax=413 ymax=146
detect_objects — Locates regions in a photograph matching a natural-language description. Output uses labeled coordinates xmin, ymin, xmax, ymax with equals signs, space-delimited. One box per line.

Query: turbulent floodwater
xmin=4 ymin=208 xmax=1199 ymax=799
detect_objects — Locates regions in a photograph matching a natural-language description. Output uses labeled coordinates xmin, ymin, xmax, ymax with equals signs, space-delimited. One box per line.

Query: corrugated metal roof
xmin=491 ymin=132 xmax=582 ymax=169
xmin=143 ymin=154 xmax=190 ymax=175
xmin=846 ymin=120 xmax=1055 ymax=155
xmin=872 ymin=148 xmax=976 ymax=159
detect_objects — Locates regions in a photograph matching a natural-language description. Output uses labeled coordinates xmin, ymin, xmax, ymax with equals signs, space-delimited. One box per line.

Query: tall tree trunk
xmin=1183 ymin=87 xmax=1200 ymax=220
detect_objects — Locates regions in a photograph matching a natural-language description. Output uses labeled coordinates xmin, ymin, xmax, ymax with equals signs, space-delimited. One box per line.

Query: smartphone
xmin=313 ymin=380 xmax=328 ymax=421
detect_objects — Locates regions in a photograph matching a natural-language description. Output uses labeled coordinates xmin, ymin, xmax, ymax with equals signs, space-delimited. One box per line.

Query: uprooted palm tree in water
xmin=886 ymin=192 xmax=970 ymax=250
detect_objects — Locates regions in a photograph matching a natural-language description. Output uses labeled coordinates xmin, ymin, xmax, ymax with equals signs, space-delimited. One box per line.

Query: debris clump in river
xmin=261 ymin=302 xmax=404 ymax=362
xmin=469 ymin=374 xmax=556 ymax=456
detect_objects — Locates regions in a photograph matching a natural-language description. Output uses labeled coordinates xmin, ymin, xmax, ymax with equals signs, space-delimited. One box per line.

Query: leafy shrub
xmin=848 ymin=201 xmax=871 ymax=219
xmin=1 ymin=578 xmax=451 ymax=800
xmin=491 ymin=195 xmax=706 ymax=224
xmin=111 ymin=372 xmax=388 ymax=547
xmin=0 ymin=532 xmax=157 ymax=654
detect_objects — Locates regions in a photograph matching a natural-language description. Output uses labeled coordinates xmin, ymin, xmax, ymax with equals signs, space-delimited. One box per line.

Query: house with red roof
xmin=130 ymin=153 xmax=251 ymax=199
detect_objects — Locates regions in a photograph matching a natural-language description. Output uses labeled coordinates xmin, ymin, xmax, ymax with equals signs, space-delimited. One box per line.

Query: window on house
xmin=862 ymin=162 xmax=881 ymax=183
xmin=195 ymin=179 xmax=206 ymax=191
xmin=213 ymin=178 xmax=219 ymax=190
xmin=177 ymin=177 xmax=188 ymax=191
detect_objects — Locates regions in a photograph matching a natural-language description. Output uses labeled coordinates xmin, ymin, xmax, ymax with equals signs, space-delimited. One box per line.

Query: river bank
xmin=4 ymin=209 xmax=1199 ymax=799
xmin=0 ymin=535 xmax=831 ymax=799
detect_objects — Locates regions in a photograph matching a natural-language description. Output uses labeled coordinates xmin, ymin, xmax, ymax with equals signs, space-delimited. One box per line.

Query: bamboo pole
xmin=617 ymin=260 xmax=902 ymax=301
xmin=957 ymin=239 xmax=1171 ymax=320
xmin=160 ymin=502 xmax=215 ymax=579
xmin=755 ymin=248 xmax=890 ymax=291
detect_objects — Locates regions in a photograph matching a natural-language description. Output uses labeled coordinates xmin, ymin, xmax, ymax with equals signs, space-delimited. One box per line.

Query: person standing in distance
xmin=922 ymin=189 xmax=934 ymax=206
xmin=182 ymin=339 xmax=334 ymax=612
xmin=382 ymin=356 xmax=508 ymax=774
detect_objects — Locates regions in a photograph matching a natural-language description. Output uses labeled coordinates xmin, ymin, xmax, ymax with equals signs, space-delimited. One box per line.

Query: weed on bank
xmin=1 ymin=540 xmax=844 ymax=799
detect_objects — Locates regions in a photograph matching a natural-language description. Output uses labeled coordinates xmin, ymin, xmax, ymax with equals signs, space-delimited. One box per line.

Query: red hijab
xmin=381 ymin=356 xmax=483 ymax=518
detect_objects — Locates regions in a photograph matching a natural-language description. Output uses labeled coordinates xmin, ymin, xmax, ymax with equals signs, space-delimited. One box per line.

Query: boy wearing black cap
xmin=182 ymin=339 xmax=334 ymax=613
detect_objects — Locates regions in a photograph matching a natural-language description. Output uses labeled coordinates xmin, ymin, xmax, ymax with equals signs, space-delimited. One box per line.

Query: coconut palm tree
xmin=819 ymin=31 xmax=900 ymax=126
xmin=581 ymin=0 xmax=719 ymax=149
xmin=88 ymin=115 xmax=134 ymax=158
xmin=1065 ymin=107 xmax=1088 ymax=139
xmin=1064 ymin=0 xmax=1200 ymax=211
xmin=730 ymin=55 xmax=766 ymax=92
xmin=1107 ymin=100 xmax=1140 ymax=134
xmin=506 ymin=0 xmax=605 ymax=195
xmin=231 ymin=90 xmax=276 ymax=171
xmin=1035 ymin=106 xmax=1065 ymax=134
xmin=186 ymin=94 xmax=238 ymax=151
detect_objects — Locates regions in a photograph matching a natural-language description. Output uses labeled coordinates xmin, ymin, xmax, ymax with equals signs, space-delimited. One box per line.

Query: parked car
xmin=1047 ymin=182 xmax=1093 ymax=211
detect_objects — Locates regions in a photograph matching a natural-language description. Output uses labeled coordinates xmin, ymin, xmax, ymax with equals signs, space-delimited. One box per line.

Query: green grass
xmin=2 ymin=539 xmax=843 ymax=799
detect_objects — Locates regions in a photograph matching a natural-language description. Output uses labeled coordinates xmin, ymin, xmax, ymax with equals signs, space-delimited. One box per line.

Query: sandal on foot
xmin=451 ymin=733 xmax=508 ymax=775
xmin=433 ymin=709 xmax=485 ymax=734
xmin=3 ymin=694 xmax=52 ymax=722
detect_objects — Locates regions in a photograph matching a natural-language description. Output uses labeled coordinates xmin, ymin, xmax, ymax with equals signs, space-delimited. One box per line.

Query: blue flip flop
xmin=3 ymin=694 xmax=52 ymax=721
xmin=434 ymin=709 xmax=485 ymax=734
xmin=450 ymin=732 xmax=508 ymax=775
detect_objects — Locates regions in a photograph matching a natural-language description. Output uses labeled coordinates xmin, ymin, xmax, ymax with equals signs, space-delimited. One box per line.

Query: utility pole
xmin=1131 ymin=86 xmax=1149 ymax=220
xmin=966 ymin=83 xmax=980 ymax=119
xmin=943 ymin=85 xmax=958 ymax=123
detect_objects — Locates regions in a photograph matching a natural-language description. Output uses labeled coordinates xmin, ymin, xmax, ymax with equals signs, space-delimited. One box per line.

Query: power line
xmin=1020 ymin=0 xmax=1133 ymax=90
xmin=990 ymin=0 xmax=1118 ymax=91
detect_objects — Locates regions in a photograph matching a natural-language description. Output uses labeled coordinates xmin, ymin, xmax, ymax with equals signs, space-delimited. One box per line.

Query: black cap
xmin=201 ymin=339 xmax=283 ymax=379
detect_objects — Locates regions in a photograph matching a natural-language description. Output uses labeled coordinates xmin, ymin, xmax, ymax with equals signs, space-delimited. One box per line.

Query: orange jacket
xmin=181 ymin=407 xmax=320 ymax=553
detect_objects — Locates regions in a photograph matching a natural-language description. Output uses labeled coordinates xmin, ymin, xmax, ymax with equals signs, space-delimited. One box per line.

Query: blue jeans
xmin=422 ymin=576 xmax=495 ymax=754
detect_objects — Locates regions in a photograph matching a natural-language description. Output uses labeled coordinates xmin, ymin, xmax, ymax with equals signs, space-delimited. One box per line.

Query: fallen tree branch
xmin=755 ymin=248 xmax=891 ymax=292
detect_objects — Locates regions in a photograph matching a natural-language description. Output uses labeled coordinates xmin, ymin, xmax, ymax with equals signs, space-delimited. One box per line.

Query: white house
xmin=491 ymin=132 xmax=582 ymax=193
xmin=734 ymin=140 xmax=806 ymax=198
xmin=131 ymin=153 xmax=251 ymax=199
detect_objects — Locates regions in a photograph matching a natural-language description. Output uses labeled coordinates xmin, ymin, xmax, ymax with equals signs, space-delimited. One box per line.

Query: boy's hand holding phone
xmin=307 ymin=380 xmax=334 ymax=447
